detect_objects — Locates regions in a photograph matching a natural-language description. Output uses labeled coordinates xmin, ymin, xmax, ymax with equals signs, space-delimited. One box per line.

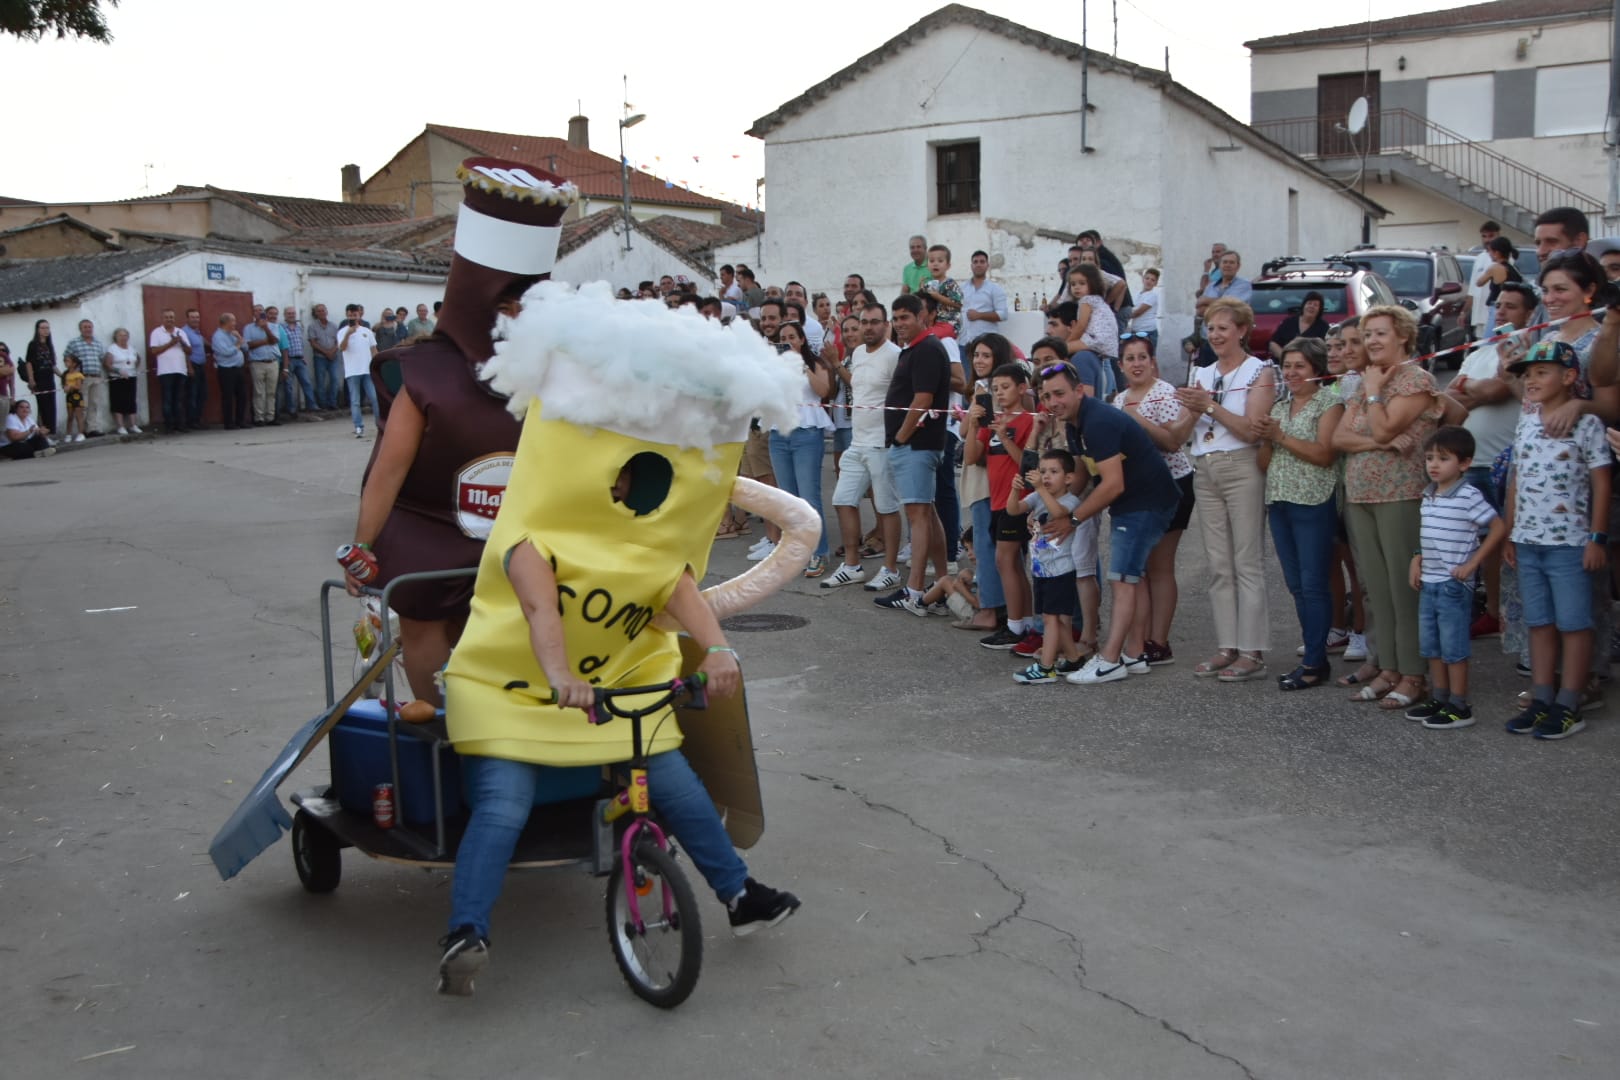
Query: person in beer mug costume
xmin=436 ymin=281 xmax=819 ymax=995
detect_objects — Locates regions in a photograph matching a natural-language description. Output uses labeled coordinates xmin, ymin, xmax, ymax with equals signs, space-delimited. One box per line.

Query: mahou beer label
xmin=454 ymin=453 xmax=515 ymax=539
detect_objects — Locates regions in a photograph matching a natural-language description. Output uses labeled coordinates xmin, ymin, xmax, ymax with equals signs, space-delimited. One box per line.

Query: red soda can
xmin=373 ymin=783 xmax=396 ymax=829
xmin=337 ymin=543 xmax=379 ymax=584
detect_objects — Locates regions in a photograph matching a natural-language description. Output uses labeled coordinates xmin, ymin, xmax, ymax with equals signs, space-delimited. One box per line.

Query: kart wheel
xmin=292 ymin=809 xmax=341 ymax=893
xmin=605 ymin=840 xmax=701 ymax=1007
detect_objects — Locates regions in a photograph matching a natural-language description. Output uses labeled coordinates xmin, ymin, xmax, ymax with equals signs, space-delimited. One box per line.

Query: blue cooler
xmin=330 ymin=699 xmax=462 ymax=826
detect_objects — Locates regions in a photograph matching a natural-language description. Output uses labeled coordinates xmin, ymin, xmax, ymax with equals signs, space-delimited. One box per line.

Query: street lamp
xmin=619 ymin=112 xmax=645 ymax=251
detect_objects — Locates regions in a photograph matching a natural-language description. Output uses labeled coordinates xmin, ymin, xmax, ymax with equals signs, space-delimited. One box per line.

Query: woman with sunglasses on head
xmin=1256 ymin=338 xmax=1344 ymax=690
xmin=770 ymin=321 xmax=835 ymax=578
xmin=1175 ymin=298 xmax=1275 ymax=681
xmin=1331 ymin=305 xmax=1441 ymax=710
xmin=1114 ymin=333 xmax=1196 ymax=664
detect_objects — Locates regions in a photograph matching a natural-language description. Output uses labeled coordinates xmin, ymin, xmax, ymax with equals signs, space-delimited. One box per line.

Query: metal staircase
xmin=1253 ymin=109 xmax=1602 ymax=234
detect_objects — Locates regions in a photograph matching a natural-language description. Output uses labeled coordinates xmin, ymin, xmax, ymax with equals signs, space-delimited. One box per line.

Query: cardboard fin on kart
xmin=207 ymin=640 xmax=401 ymax=880
xmin=674 ymin=635 xmax=764 ymax=849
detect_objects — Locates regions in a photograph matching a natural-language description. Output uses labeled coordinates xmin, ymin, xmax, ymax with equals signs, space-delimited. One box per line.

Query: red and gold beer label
xmin=453 ymin=453 xmax=516 ymax=539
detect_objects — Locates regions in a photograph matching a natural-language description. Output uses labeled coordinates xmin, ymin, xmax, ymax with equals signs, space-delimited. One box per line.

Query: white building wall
xmin=761 ymin=23 xmax=1128 ymax=303
xmin=1157 ymin=103 xmax=1371 ymax=353
xmin=553 ymin=228 xmax=716 ymax=293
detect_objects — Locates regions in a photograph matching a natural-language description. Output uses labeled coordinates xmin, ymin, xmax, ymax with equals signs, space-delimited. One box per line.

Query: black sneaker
xmin=978 ymin=628 xmax=1022 ymax=651
xmin=1515 ymin=660 xmax=1532 ymax=678
xmin=1423 ymin=703 xmax=1476 ymax=730
xmin=437 ymin=925 xmax=489 ymax=995
xmin=1532 ymin=703 xmax=1586 ymax=741
xmin=1505 ymin=702 xmax=1547 ymax=734
xmin=728 ymin=878 xmax=800 ymax=937
xmin=872 ymin=587 xmax=910 ymax=609
xmin=1403 ymin=698 xmax=1446 ymax=722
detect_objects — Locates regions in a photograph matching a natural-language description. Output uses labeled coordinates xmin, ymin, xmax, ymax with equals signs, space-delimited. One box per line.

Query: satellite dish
xmin=1347 ymin=97 xmax=1369 ymax=136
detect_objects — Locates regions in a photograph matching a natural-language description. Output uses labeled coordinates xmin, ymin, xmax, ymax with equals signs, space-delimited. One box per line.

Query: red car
xmin=1248 ymin=260 xmax=1399 ymax=358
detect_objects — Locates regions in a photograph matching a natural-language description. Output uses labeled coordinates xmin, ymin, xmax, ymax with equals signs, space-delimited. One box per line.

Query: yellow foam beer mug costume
xmin=443 ymin=281 xmax=817 ymax=765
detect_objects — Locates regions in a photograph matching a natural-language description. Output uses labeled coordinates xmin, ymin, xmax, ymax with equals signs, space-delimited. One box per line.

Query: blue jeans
xmin=347 ymin=373 xmax=379 ymax=431
xmin=279 ymin=357 xmax=316 ymax=416
xmin=314 ymin=355 xmax=341 ymax=409
xmin=1073 ymin=348 xmax=1114 ymax=399
xmin=186 ymin=362 xmax=208 ymax=426
xmin=158 ymin=373 xmax=186 ymax=430
xmin=969 ymin=497 xmax=1005 ymax=609
xmin=1464 ymin=464 xmax=1502 ymax=515
xmin=934 ymin=430 xmax=960 ymax=561
xmin=450 ymin=750 xmax=748 ymax=937
xmin=1419 ymin=578 xmax=1474 ymax=663
xmin=1517 ymin=542 xmax=1593 ymax=631
xmin=1269 ymin=497 xmax=1339 ymax=667
xmin=768 ymin=427 xmax=829 ymax=558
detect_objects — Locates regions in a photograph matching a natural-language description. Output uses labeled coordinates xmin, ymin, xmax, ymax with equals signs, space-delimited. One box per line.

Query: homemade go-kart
xmin=209 ymin=568 xmax=768 ymax=1009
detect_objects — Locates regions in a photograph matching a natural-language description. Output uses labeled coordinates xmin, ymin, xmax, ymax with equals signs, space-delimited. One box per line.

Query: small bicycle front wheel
xmin=605 ymin=839 xmax=702 ymax=1007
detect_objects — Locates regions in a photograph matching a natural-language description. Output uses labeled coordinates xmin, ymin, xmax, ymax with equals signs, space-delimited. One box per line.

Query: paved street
xmin=3 ymin=425 xmax=1619 ymax=1080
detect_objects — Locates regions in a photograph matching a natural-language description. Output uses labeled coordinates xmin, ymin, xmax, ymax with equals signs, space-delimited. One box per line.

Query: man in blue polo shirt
xmin=1031 ymin=362 xmax=1178 ymax=685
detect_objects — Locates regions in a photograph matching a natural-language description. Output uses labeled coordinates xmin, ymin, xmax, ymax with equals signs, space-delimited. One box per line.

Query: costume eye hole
xmin=618 ymin=452 xmax=673 ymax=517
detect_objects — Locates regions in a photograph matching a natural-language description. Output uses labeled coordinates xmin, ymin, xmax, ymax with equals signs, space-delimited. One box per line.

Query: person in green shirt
xmin=901 ymin=234 xmax=929 ymax=294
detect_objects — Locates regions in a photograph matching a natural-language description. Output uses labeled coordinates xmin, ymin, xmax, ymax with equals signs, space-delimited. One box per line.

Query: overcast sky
xmin=1 ymin=0 xmax=1444 ymax=211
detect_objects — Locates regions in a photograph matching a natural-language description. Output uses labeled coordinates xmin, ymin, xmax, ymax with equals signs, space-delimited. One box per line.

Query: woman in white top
xmin=1174 ymin=298 xmax=1276 ymax=681
xmin=3 ymin=399 xmax=55 ymax=459
xmin=769 ymin=320 xmax=835 ymax=577
xmin=1114 ymin=333 xmax=1197 ymax=665
xmin=103 ymin=327 xmax=142 ymax=435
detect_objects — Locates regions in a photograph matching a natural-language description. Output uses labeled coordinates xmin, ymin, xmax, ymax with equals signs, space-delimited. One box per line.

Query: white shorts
xmin=1068 ymin=516 xmax=1099 ymax=580
xmin=832 ymin=444 xmax=899 ymax=515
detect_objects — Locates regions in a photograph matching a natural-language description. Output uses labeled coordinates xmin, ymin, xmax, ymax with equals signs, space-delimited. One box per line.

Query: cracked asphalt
xmin=3 ymin=423 xmax=1619 ymax=1079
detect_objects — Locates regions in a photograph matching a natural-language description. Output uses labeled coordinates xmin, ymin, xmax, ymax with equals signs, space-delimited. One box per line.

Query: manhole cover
xmin=4 ymin=479 xmax=58 ymax=487
xmin=720 ymin=613 xmax=808 ymax=633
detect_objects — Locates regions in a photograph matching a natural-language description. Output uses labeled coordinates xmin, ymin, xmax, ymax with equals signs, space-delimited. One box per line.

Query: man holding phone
xmin=338 ymin=304 xmax=378 ymax=438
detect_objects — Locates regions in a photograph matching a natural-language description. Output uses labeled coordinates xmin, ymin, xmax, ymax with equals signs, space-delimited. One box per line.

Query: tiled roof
xmin=1246 ymin=0 xmax=1606 ymax=50
xmin=275 ymin=216 xmax=455 ymax=253
xmin=744 ymin=3 xmax=1385 ymax=217
xmin=0 ymin=194 xmax=41 ymax=206
xmin=0 ymin=247 xmax=185 ymax=310
xmin=554 ymin=208 xmax=717 ymax=281
xmin=135 ymin=185 xmax=409 ymax=229
xmin=636 ymin=215 xmax=753 ymax=258
xmin=425 ymin=124 xmax=733 ymax=211
xmin=0 ymin=213 xmax=116 ymax=243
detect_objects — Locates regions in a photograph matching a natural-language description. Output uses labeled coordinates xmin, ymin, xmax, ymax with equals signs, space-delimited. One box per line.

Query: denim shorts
xmin=1517 ymin=542 xmax=1594 ymax=632
xmin=833 ymin=427 xmax=853 ymax=454
xmin=887 ymin=445 xmax=942 ymax=505
xmin=1107 ymin=508 xmax=1172 ymax=583
xmin=1418 ymin=577 xmax=1473 ymax=663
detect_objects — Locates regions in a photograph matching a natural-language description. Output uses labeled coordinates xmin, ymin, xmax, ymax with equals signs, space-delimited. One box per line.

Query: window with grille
xmin=935 ymin=141 xmax=980 ymax=216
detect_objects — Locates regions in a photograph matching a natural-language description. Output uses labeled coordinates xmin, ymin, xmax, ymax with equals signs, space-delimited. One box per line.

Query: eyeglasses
xmin=1119 ymin=331 xmax=1151 ymax=341
xmin=1040 ymin=361 xmax=1079 ymax=381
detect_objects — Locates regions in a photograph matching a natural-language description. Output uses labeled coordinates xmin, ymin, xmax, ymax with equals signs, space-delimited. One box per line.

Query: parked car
xmin=1330 ymin=246 xmax=1471 ymax=367
xmin=1248 ymin=258 xmax=1399 ymax=357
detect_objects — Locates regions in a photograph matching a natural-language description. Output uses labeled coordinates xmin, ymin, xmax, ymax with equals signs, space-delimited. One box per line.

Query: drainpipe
xmin=1607 ymin=0 xmax=1620 ymax=231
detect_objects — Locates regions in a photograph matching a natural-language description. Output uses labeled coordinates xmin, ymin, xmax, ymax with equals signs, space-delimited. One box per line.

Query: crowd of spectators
xmin=714 ymin=207 xmax=1620 ymax=743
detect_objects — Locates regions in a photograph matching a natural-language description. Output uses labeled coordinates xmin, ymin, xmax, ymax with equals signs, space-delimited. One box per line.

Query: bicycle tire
xmin=605 ymin=839 xmax=702 ymax=1007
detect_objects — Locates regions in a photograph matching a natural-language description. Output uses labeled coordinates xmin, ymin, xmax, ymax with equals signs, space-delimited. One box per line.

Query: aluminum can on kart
xmin=373 ymin=783 xmax=395 ymax=829
xmin=336 ymin=543 xmax=379 ymax=584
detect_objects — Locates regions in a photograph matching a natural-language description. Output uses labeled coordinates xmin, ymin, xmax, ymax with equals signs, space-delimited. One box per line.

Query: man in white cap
xmin=344 ymin=157 xmax=577 ymax=703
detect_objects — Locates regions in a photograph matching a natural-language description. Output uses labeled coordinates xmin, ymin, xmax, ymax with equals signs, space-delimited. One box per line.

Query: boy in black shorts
xmin=1007 ymin=448 xmax=1086 ymax=684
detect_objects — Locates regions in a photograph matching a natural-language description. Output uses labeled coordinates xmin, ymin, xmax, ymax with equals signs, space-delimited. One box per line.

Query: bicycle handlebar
xmin=547 ymin=673 xmax=709 ymax=724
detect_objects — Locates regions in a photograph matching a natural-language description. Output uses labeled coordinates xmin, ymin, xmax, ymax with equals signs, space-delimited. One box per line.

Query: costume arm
xmin=653 ymin=477 xmax=819 ymax=628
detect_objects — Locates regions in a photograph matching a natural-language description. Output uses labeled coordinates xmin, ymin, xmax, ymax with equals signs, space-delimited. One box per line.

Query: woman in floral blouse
xmin=1331 ymin=305 xmax=1441 ymax=710
xmin=1257 ymin=338 xmax=1344 ymax=689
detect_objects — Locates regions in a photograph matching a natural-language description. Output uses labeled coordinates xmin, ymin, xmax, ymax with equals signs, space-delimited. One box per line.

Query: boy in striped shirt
xmin=1406 ymin=427 xmax=1506 ymax=729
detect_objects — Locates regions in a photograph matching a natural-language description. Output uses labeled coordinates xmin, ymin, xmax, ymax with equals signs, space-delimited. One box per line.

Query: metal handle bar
xmin=549 ymin=674 xmax=709 ymax=725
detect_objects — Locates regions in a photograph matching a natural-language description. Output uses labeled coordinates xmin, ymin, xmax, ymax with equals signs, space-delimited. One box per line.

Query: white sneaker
xmin=746 ymin=541 xmax=775 ymax=562
xmin=946 ymin=561 xmax=960 ymax=576
xmin=355 ymin=427 xmax=364 ymax=438
xmin=863 ymin=567 xmax=901 ymax=592
xmin=1342 ymin=632 xmax=1368 ymax=662
xmin=1124 ymin=654 xmax=1151 ymax=675
xmin=75 ymin=433 xmax=86 ymax=443
xmin=116 ymin=426 xmax=128 ymax=436
xmin=129 ymin=424 xmax=143 ymax=434
xmin=747 ymin=535 xmax=771 ymax=554
xmin=1065 ymin=655 xmax=1104 ymax=684
xmin=820 ymin=563 xmax=866 ymax=589
xmin=897 ymin=592 xmax=929 ymax=617
xmin=1073 ymin=655 xmax=1131 ymax=684
xmin=897 ymin=543 xmax=912 ymax=565
xmin=1298 ymin=629 xmax=1350 ymax=656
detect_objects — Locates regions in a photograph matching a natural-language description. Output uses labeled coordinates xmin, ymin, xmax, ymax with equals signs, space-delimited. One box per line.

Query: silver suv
xmin=1330 ymin=246 xmax=1470 ymax=367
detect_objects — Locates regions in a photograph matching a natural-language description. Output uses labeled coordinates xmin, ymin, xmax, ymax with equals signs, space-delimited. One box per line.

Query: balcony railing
xmin=1252 ymin=108 xmax=1602 ymax=218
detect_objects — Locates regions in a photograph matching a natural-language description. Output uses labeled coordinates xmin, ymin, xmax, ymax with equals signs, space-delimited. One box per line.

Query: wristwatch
xmin=1592 ymin=532 xmax=1609 ymax=545
xmin=1203 ymin=402 xmax=1216 ymax=415
xmin=1068 ymin=513 xmax=1081 ymax=529
xmin=1367 ymin=395 xmax=1384 ymax=405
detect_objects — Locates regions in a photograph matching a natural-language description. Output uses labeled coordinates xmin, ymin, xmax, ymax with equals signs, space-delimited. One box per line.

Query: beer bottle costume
xmin=443 ymin=281 xmax=820 ymax=765
xmin=362 ymin=158 xmax=576 ymax=622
